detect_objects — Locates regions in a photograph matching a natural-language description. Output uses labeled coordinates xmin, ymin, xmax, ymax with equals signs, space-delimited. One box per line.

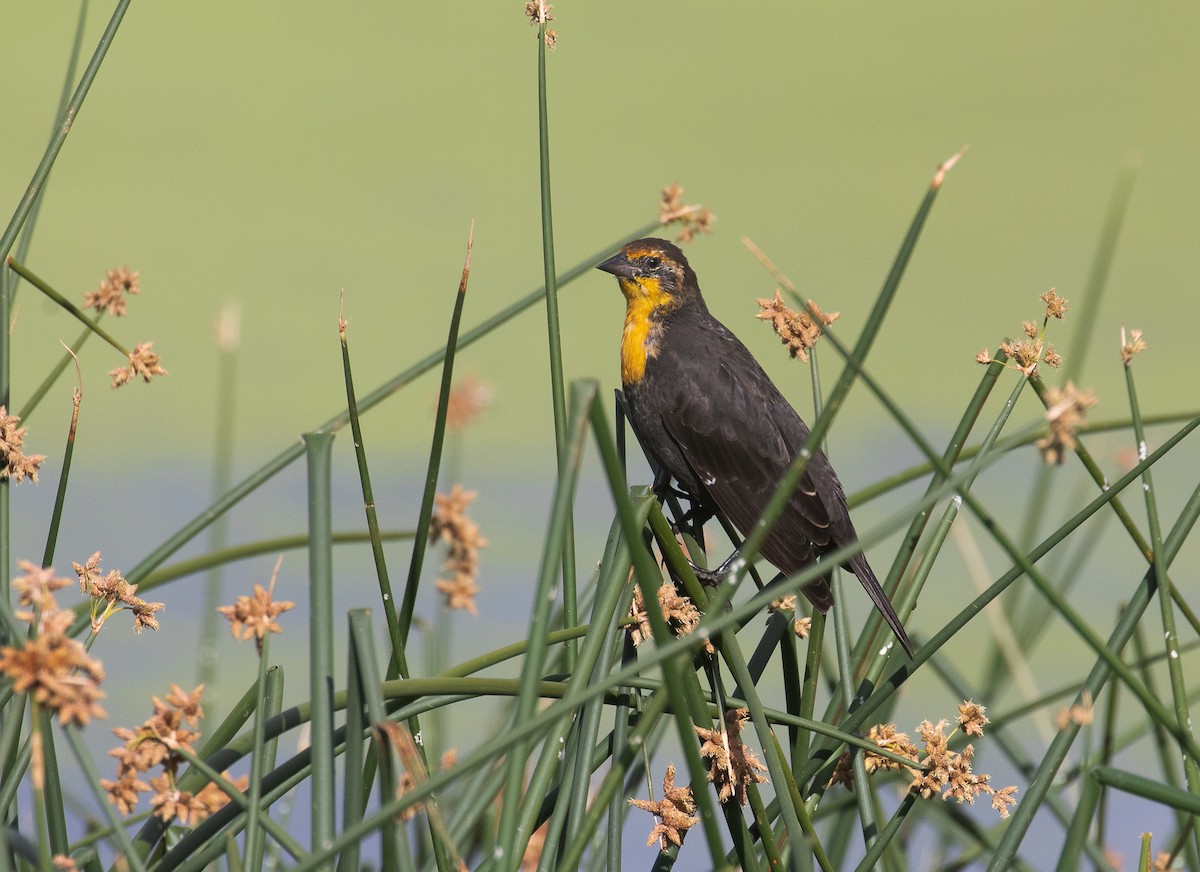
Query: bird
xmin=596 ymin=237 xmax=913 ymax=657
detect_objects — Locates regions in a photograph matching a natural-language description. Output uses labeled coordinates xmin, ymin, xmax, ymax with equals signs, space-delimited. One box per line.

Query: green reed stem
xmin=2 ymin=0 xmax=88 ymax=303
xmin=797 ymin=414 xmax=1200 ymax=792
xmin=988 ymin=476 xmax=1200 ymax=869
xmin=242 ymin=637 xmax=274 ymax=871
xmin=1125 ymin=354 xmax=1200 ymax=861
xmin=726 ymin=152 xmax=957 ymax=601
xmin=19 ymin=322 xmax=96 ymax=423
xmin=400 ymin=227 xmax=473 ymax=648
xmin=40 ymin=386 xmax=80 ymax=568
xmin=534 ymin=17 xmax=579 ymax=671
xmin=0 ymin=0 xmax=130 ymax=602
xmin=303 ymin=431 xmax=336 ymax=857
xmin=63 ymin=725 xmax=147 ymax=872
xmin=1091 ymin=766 xmax=1200 ymax=816
xmin=1017 ymin=162 xmax=1136 ymax=562
xmin=849 ymin=409 xmax=1199 ymax=510
xmin=0 ymin=3 xmax=133 ymax=601
xmin=497 ymin=380 xmax=594 ymax=868
xmin=198 ymin=305 xmax=239 ymax=715
xmin=341 ymin=295 xmax=452 ymax=870
xmin=5 ymin=258 xmax=128 ymax=356
xmin=133 ymin=530 xmax=413 ymax=593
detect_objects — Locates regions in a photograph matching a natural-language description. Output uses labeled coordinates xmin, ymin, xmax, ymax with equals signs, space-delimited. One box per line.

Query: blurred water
xmin=9 ymin=426 xmax=1199 ymax=867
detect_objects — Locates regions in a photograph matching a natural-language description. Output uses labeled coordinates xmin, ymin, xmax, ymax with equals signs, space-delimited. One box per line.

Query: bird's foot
xmin=688 ymin=551 xmax=742 ymax=586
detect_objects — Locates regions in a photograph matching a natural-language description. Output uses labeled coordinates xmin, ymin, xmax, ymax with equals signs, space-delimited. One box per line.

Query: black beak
xmin=596 ymin=251 xmax=636 ymax=278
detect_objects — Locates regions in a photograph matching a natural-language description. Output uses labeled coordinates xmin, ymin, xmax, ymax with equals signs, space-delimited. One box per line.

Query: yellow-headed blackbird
xmin=597 ymin=238 xmax=913 ymax=657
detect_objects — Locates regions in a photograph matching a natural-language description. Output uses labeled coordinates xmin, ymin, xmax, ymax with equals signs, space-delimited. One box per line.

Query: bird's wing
xmin=662 ymin=357 xmax=911 ymax=652
xmin=659 ymin=349 xmax=835 ymax=574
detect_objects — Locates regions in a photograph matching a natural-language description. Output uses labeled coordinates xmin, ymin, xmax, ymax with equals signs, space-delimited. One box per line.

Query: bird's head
xmin=596 ymin=238 xmax=702 ymax=312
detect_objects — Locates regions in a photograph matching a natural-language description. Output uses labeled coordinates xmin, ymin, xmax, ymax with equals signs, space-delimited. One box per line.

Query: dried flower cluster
xmin=695 ymin=708 xmax=769 ymax=806
xmin=629 ymin=764 xmax=699 ymax=850
xmin=444 ymin=374 xmax=493 ymax=431
xmin=768 ymin=594 xmax=796 ymax=613
xmin=110 ymin=341 xmax=168 ymax=389
xmin=841 ymin=722 xmax=921 ymax=779
xmin=1037 ymin=382 xmax=1098 ymax=465
xmin=523 ymin=0 xmax=556 ymax=47
xmin=83 ymin=266 xmax=140 ymax=317
xmin=429 ymin=484 xmax=487 ymax=614
xmin=659 ymin=183 xmax=715 ymax=244
xmin=0 ymin=562 xmax=106 ymax=726
xmin=756 ymin=291 xmax=839 ymax=364
xmin=768 ymin=594 xmax=810 ymax=637
xmin=976 ymin=288 xmax=1068 ymax=375
xmin=627 ymin=577 xmax=702 ymax=647
xmin=1054 ymin=689 xmax=1094 ymax=730
xmin=1120 ymin=326 xmax=1147 ymax=367
xmin=73 ymin=551 xmax=164 ymax=634
xmin=0 ymin=406 xmax=46 ymax=484
xmin=829 ymin=701 xmax=1017 ymax=819
xmin=102 ymin=684 xmax=245 ymax=824
xmin=1041 ymin=288 xmax=1068 ymax=319
xmin=957 ymin=700 xmax=990 ymax=736
xmin=217 ymin=572 xmax=295 ymax=652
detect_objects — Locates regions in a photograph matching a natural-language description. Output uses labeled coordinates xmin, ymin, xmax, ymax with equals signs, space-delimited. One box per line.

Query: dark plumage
xmin=597 ymin=237 xmax=912 ymax=657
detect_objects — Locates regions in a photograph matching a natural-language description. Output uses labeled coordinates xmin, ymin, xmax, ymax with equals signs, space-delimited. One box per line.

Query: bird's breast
xmin=621 ymin=298 xmax=664 ymax=386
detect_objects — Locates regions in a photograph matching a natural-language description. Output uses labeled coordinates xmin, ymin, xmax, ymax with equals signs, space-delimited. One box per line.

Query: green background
xmin=3 ymin=3 xmax=1199 ymax=862
xmin=3 ymin=2 xmax=1197 ymax=472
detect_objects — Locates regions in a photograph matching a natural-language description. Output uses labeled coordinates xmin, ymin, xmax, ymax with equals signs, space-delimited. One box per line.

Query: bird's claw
xmin=687 ymin=551 xmax=742 ymax=586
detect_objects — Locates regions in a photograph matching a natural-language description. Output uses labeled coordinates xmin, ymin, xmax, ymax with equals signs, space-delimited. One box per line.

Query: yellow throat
xmin=618 ymin=275 xmax=670 ymax=385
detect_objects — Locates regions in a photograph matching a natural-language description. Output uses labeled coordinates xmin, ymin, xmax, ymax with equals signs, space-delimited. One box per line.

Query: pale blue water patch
xmin=6 ymin=431 xmax=1198 ymax=867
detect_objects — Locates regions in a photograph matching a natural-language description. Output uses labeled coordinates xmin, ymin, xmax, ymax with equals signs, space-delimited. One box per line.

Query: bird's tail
xmin=847 ymin=553 xmax=913 ymax=657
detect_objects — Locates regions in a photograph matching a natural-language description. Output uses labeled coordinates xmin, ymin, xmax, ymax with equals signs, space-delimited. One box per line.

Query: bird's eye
xmin=644 ymin=256 xmax=662 ymax=272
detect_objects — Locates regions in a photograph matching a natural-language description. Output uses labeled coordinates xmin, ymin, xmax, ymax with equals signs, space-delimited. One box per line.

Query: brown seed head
xmin=755 ymin=291 xmax=838 ymax=364
xmin=429 ymin=484 xmax=487 ymax=614
xmin=1054 ymin=689 xmax=1095 ymax=729
xmin=217 ymin=570 xmax=294 ymax=652
xmin=694 ymin=708 xmax=769 ymax=806
xmin=1041 ymin=288 xmax=1068 ymax=319
xmin=83 ymin=266 xmax=140 ymax=317
xmin=1037 ymin=382 xmax=1098 ymax=465
xmin=831 ymin=706 xmax=1016 ymax=818
xmin=110 ymin=342 xmax=167 ymax=389
xmin=0 ymin=406 xmax=47 ymax=484
xmin=0 ymin=565 xmax=106 ymax=726
xmin=957 ymin=700 xmax=989 ymax=737
xmin=629 ymin=764 xmax=699 ymax=849
xmin=628 ymin=577 xmax=701 ymax=646
xmin=658 ymin=183 xmax=714 ymax=243
xmin=1120 ymin=326 xmax=1147 ymax=366
xmin=444 ymin=375 xmax=493 ymax=431
xmin=74 ymin=552 xmax=165 ymax=634
xmin=103 ymin=684 xmax=213 ymax=820
xmin=524 ymin=0 xmax=553 ymax=25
